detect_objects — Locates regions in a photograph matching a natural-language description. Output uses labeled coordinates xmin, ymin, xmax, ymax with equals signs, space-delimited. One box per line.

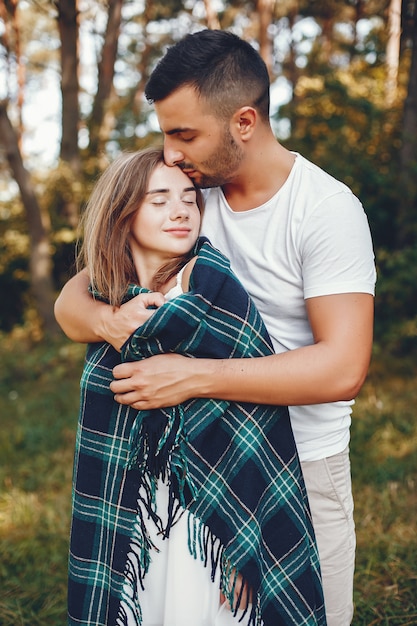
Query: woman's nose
xmin=170 ymin=202 xmax=189 ymax=220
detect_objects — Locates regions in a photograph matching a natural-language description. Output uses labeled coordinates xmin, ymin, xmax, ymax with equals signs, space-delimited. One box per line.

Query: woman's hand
xmin=101 ymin=292 xmax=166 ymax=351
xmin=220 ymin=570 xmax=251 ymax=613
xmin=55 ymin=269 xmax=166 ymax=347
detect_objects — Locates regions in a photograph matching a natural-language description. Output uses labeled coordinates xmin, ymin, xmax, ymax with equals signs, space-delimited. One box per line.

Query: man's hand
xmin=102 ymin=292 xmax=166 ymax=351
xmin=111 ymin=353 xmax=195 ymax=409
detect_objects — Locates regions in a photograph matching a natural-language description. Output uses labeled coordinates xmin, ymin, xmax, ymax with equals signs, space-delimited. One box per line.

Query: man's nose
xmin=164 ymin=139 xmax=184 ymax=166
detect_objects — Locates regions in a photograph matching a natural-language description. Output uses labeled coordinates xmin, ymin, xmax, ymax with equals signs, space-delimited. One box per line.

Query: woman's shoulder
xmin=180 ymin=256 xmax=198 ymax=292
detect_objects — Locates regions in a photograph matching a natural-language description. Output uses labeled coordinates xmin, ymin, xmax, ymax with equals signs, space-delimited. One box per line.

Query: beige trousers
xmin=301 ymin=447 xmax=356 ymax=626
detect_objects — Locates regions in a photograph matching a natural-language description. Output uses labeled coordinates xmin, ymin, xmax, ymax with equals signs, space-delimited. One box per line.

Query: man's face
xmin=154 ymin=85 xmax=244 ymax=188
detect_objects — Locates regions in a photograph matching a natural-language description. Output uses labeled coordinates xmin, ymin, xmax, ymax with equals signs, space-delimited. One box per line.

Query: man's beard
xmin=182 ymin=127 xmax=244 ymax=189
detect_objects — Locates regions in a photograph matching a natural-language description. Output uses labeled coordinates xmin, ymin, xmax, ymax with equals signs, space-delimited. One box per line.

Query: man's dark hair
xmin=145 ymin=29 xmax=270 ymax=121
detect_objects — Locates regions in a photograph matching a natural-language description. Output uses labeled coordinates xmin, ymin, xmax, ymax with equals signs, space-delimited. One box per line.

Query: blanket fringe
xmin=188 ymin=513 xmax=262 ymax=626
xmin=121 ymin=406 xmax=262 ymax=625
xmin=116 ymin=513 xmax=155 ymax=626
xmin=118 ymin=496 xmax=262 ymax=626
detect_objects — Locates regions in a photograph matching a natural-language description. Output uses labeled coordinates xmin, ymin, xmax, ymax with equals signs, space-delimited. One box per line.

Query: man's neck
xmin=222 ymin=141 xmax=296 ymax=212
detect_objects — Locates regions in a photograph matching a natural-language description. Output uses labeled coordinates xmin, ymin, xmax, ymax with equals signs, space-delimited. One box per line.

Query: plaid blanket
xmin=68 ymin=238 xmax=326 ymax=626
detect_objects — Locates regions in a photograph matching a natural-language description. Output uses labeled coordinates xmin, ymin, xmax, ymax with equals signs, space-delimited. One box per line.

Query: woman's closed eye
xmin=182 ymin=194 xmax=197 ymax=206
xmin=151 ymin=196 xmax=168 ymax=206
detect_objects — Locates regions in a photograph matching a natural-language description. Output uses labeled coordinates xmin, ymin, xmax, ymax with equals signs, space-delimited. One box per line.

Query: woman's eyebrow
xmin=146 ymin=186 xmax=196 ymax=195
xmin=145 ymin=188 xmax=169 ymax=195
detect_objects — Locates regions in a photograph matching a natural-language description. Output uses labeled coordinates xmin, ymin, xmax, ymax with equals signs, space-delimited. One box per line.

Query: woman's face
xmin=129 ymin=163 xmax=201 ymax=266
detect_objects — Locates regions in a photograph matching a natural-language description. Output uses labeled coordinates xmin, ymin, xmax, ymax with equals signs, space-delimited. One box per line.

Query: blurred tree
xmin=397 ymin=0 xmax=417 ymax=246
xmin=87 ymin=0 xmax=123 ymax=158
xmin=56 ymin=0 xmax=81 ymax=228
xmin=58 ymin=0 xmax=79 ymax=170
xmin=1 ymin=0 xmax=25 ymax=140
xmin=385 ymin=0 xmax=402 ymax=105
xmin=0 ymin=102 xmax=59 ymax=334
xmin=203 ymin=0 xmax=220 ymax=29
xmin=257 ymin=0 xmax=275 ymax=75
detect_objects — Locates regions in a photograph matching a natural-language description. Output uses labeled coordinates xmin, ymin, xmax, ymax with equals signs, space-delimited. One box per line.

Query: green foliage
xmin=0 ymin=245 xmax=29 ymax=331
xmin=0 ymin=202 xmax=30 ymax=331
xmin=0 ymin=222 xmax=79 ymax=332
xmin=374 ymin=246 xmax=417 ymax=356
xmin=42 ymin=162 xmax=85 ymax=231
xmin=280 ymin=65 xmax=400 ymax=215
xmin=52 ymin=232 xmax=78 ymax=290
xmin=279 ymin=58 xmax=417 ymax=354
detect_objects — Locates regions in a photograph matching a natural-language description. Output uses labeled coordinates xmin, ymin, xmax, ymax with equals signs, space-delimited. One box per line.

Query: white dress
xmin=127 ymin=267 xmax=248 ymax=626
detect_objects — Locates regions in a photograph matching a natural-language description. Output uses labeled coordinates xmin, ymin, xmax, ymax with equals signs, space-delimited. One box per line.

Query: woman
xmin=65 ymin=148 xmax=326 ymax=626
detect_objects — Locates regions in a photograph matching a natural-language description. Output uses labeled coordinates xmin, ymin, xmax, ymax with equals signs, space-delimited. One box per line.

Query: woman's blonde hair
xmin=77 ymin=148 xmax=203 ymax=306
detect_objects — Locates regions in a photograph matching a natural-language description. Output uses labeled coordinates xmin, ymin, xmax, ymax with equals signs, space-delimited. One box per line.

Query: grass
xmin=0 ymin=334 xmax=416 ymax=624
xmin=351 ymin=359 xmax=417 ymax=625
xmin=0 ymin=333 xmax=84 ymax=625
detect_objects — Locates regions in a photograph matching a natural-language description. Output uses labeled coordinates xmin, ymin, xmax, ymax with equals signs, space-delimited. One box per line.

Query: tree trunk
xmin=88 ymin=0 xmax=124 ymax=156
xmin=256 ymin=0 xmax=274 ymax=77
xmin=352 ymin=0 xmax=365 ymax=50
xmin=2 ymin=0 xmax=25 ymax=143
xmin=133 ymin=0 xmax=155 ymax=113
xmin=285 ymin=6 xmax=300 ymax=130
xmin=0 ymin=102 xmax=60 ymax=336
xmin=386 ymin=0 xmax=402 ymax=106
xmin=57 ymin=0 xmax=80 ymax=167
xmin=203 ymin=0 xmax=220 ymax=29
xmin=56 ymin=0 xmax=81 ymax=228
xmin=397 ymin=0 xmax=417 ymax=246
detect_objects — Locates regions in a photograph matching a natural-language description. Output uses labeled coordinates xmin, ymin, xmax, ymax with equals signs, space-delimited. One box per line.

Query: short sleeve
xmin=301 ymin=191 xmax=376 ymax=299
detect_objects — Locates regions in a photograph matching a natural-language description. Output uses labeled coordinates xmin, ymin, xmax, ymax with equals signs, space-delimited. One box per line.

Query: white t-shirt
xmin=201 ymin=153 xmax=376 ymax=462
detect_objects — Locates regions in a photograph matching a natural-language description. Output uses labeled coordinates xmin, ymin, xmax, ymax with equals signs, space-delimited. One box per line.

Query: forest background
xmin=0 ymin=0 xmax=416 ymax=624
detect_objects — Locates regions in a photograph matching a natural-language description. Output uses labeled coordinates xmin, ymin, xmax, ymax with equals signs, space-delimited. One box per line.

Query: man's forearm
xmin=196 ymin=343 xmax=367 ymax=407
xmin=111 ymin=339 xmax=370 ymax=410
xmin=54 ymin=270 xmax=107 ymax=343
xmin=55 ymin=271 xmax=168 ymax=348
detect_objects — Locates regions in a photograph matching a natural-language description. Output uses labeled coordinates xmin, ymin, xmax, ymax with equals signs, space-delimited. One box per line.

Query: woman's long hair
xmin=77 ymin=148 xmax=203 ymax=306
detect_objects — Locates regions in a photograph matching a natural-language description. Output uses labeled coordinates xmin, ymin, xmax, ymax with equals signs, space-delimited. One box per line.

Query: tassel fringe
xmin=119 ymin=405 xmax=262 ymax=625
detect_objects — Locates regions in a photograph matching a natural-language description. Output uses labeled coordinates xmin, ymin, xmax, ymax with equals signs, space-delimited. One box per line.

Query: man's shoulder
xmin=294 ymin=153 xmax=352 ymax=196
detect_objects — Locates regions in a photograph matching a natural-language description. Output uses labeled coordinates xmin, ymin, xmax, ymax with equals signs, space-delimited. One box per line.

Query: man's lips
xmin=182 ymin=169 xmax=197 ymax=178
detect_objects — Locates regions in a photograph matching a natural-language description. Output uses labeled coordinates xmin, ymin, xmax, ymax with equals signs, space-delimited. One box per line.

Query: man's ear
xmin=231 ymin=106 xmax=257 ymax=141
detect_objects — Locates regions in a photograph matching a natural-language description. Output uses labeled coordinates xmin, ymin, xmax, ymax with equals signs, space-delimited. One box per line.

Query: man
xmin=55 ymin=30 xmax=376 ymax=625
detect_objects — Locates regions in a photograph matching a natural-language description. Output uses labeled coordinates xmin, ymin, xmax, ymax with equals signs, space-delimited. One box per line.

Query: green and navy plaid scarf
xmin=68 ymin=238 xmax=326 ymax=626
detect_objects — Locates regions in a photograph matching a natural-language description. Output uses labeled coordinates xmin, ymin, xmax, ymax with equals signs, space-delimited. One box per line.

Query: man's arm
xmin=54 ymin=270 xmax=165 ymax=349
xmin=110 ymin=292 xmax=374 ymax=408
